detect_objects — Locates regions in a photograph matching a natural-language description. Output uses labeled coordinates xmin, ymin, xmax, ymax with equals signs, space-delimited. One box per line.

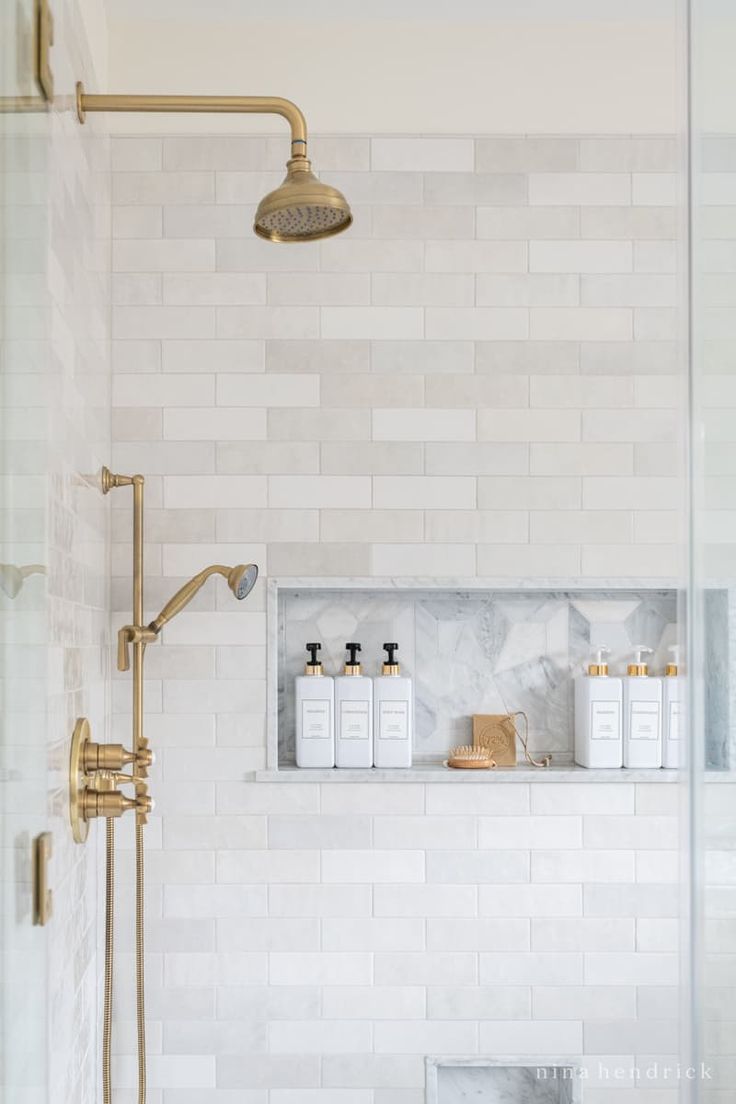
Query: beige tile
xmin=320 ymin=374 xmax=424 ymax=409
xmin=321 ymin=509 xmax=423 ymax=543
xmin=371 ymin=543 xmax=476 ymax=577
xmin=321 ymin=442 xmax=423 ymax=475
xmin=266 ymin=339 xmax=369 ymax=374
xmin=372 ymin=137 xmax=474 ymax=172
xmin=425 ymin=510 xmax=528 ymax=543
xmin=268 ymin=408 xmax=370 ymax=442
xmin=476 ymin=136 xmax=579 ymax=173
xmin=216 ymin=442 xmax=320 ymax=475
xmin=373 ymin=408 xmax=476 ymax=443
xmin=478 ymin=408 xmax=580 ymax=443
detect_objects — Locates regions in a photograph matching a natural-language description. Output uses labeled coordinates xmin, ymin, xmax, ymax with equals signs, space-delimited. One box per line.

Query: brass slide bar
xmin=75 ymin=83 xmax=308 ymax=155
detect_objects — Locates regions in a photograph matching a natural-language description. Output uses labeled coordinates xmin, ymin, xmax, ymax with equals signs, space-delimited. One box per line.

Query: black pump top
xmin=346 ymin=642 xmax=362 ymax=665
xmin=306 ymin=642 xmax=321 ymax=665
xmin=383 ymin=642 xmax=398 ymax=664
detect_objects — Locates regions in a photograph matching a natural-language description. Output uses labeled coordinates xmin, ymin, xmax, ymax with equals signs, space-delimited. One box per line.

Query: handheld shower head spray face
xmin=228 ymin=563 xmax=259 ymax=601
xmin=254 ymin=158 xmax=352 ymax=243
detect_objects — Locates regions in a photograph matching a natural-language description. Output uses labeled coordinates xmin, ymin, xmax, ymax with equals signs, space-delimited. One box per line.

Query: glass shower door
xmin=0 ymin=0 xmax=50 ymax=1099
xmin=688 ymin=0 xmax=736 ymax=1099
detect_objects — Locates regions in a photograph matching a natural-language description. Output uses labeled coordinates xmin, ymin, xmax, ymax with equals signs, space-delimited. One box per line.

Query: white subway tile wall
xmin=111 ymin=133 xmax=685 ymax=1099
xmin=112 ymin=132 xmax=685 ymax=584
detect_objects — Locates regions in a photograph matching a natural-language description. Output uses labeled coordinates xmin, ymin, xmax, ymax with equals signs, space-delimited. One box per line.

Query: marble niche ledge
xmin=253 ymin=765 xmax=681 ymax=783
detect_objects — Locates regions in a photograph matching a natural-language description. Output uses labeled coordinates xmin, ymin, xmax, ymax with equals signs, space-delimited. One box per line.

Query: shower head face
xmin=254 ymin=158 xmax=352 ymax=243
xmin=228 ymin=563 xmax=259 ymax=601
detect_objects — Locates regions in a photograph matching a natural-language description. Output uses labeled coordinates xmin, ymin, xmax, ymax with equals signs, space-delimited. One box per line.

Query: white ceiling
xmin=95 ymin=0 xmax=690 ymax=133
xmin=103 ymin=0 xmax=679 ymax=19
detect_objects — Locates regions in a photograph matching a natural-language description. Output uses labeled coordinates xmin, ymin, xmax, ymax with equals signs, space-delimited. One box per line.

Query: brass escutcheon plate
xmin=69 ymin=717 xmax=91 ymax=843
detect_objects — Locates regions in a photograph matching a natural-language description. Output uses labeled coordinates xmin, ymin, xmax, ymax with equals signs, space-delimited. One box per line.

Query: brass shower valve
xmin=83 ymin=741 xmax=134 ymax=771
xmin=83 ymin=739 xmax=154 ymax=775
xmin=82 ymin=788 xmax=153 ymax=821
xmin=82 ymin=770 xmax=153 ymax=822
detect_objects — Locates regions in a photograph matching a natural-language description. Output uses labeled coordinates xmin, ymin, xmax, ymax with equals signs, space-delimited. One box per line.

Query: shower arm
xmin=75 ymin=83 xmax=309 ymax=159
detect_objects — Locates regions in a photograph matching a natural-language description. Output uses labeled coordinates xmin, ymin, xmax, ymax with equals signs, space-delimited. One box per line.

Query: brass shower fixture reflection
xmin=75 ymin=83 xmax=352 ymax=242
xmin=0 ymin=563 xmax=46 ymax=598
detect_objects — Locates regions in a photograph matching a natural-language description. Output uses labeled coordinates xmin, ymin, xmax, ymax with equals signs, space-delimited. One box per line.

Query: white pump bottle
xmin=662 ymin=644 xmax=684 ymax=769
xmin=295 ymin=642 xmax=335 ymax=769
xmin=334 ymin=642 xmax=373 ymax=769
xmin=373 ymin=643 xmax=413 ymax=769
xmin=623 ymin=645 xmax=662 ymax=769
xmin=574 ymin=646 xmax=623 ymax=768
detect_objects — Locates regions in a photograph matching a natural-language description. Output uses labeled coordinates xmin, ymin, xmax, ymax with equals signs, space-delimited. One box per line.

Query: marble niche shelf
xmin=254 ymin=765 xmax=679 ymax=783
xmin=262 ymin=577 xmax=684 ymax=782
xmin=425 ymin=1058 xmax=581 ymax=1104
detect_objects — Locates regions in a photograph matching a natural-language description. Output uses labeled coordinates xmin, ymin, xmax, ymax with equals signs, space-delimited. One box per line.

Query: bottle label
xmin=340 ymin=700 xmax=370 ymax=740
xmin=669 ymin=700 xmax=682 ymax=741
xmin=301 ymin=699 xmax=331 ymax=739
xmin=590 ymin=700 xmax=621 ymax=740
xmin=629 ymin=700 xmax=660 ymax=740
xmin=379 ymin=700 xmax=409 ymax=740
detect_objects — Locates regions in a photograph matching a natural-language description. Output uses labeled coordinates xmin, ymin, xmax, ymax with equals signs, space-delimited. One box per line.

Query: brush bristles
xmin=447 ymin=745 xmax=496 ymax=770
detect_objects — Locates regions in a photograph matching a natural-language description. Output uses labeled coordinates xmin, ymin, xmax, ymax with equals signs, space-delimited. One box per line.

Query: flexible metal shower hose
xmin=135 ymin=822 xmax=147 ymax=1103
xmin=103 ymin=818 xmax=114 ymax=1104
xmin=102 ymin=817 xmax=147 ymax=1104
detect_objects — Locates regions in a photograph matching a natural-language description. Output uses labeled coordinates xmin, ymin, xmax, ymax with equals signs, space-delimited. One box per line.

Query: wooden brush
xmin=447 ymin=745 xmax=496 ymax=770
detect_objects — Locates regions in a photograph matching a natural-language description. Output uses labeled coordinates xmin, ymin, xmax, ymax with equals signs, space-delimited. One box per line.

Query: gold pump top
xmin=382 ymin=642 xmax=400 ymax=676
xmin=305 ymin=642 xmax=324 ymax=676
xmin=627 ymin=645 xmax=653 ymax=677
xmin=344 ymin=642 xmax=363 ymax=676
xmin=588 ymin=646 xmax=610 ymax=676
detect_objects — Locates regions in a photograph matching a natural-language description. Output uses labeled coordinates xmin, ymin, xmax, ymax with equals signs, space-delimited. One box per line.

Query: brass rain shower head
xmin=149 ymin=563 xmax=259 ymax=634
xmin=254 ymin=157 xmax=352 ymax=242
xmin=75 ymin=85 xmax=352 ymax=243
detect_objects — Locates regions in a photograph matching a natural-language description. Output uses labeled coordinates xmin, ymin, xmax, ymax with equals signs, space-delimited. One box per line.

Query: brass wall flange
xmin=101 ymin=465 xmax=136 ymax=494
xmin=69 ymin=717 xmax=91 ymax=843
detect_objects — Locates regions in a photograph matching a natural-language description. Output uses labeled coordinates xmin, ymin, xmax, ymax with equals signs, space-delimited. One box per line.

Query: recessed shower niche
xmin=268 ymin=579 xmax=690 ymax=770
xmin=425 ymin=1059 xmax=581 ymax=1104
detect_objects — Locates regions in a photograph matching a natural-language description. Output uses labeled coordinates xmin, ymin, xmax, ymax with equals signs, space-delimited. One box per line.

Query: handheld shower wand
xmin=117 ymin=563 xmax=258 ymax=671
xmin=149 ymin=563 xmax=259 ymax=632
